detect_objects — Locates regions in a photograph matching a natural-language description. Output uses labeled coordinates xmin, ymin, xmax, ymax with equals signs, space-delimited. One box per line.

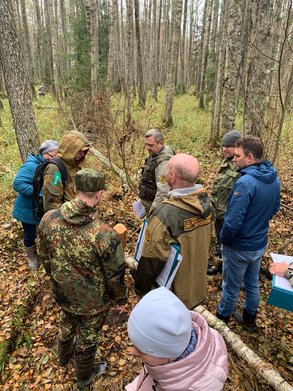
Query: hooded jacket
xmin=134 ymin=186 xmax=214 ymax=309
xmin=42 ymin=130 xmax=90 ymax=212
xmin=37 ymin=198 xmax=127 ymax=315
xmin=12 ymin=154 xmax=45 ymax=225
xmin=125 ymin=311 xmax=228 ymax=391
xmin=220 ymin=161 xmax=280 ymax=250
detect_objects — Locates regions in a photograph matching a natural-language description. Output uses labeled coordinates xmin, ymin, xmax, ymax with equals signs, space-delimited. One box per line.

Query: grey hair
xmin=145 ymin=128 xmax=164 ymax=143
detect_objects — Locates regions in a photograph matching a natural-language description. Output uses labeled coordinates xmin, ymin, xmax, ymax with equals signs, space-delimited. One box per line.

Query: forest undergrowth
xmin=0 ymin=91 xmax=293 ymax=390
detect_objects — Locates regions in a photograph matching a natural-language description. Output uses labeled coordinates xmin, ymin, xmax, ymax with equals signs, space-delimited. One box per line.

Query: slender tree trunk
xmin=210 ymin=0 xmax=229 ymax=141
xmin=86 ymin=0 xmax=98 ymax=102
xmin=180 ymin=0 xmax=188 ymax=93
xmin=164 ymin=0 xmax=183 ymax=126
xmin=134 ymin=0 xmax=146 ymax=108
xmin=198 ymin=0 xmax=213 ymax=108
xmin=107 ymin=0 xmax=118 ymax=94
xmin=125 ymin=0 xmax=133 ymax=122
xmin=0 ymin=0 xmax=39 ymax=161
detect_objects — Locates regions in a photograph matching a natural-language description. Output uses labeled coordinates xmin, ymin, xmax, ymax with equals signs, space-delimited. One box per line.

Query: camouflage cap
xmin=75 ymin=168 xmax=108 ymax=192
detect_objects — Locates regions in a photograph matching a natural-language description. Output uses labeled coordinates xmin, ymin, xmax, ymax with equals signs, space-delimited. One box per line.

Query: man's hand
xmin=269 ymin=262 xmax=289 ymax=277
xmin=116 ymin=304 xmax=125 ymax=314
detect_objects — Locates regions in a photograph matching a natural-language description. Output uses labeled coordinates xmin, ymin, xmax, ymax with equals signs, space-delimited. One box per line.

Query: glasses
xmin=47 ymin=153 xmax=57 ymax=158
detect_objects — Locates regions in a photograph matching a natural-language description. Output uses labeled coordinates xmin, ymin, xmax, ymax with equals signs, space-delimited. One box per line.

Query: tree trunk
xmin=243 ymin=0 xmax=274 ymax=137
xmin=179 ymin=0 xmax=188 ymax=94
xmin=125 ymin=0 xmax=133 ymax=122
xmin=107 ymin=0 xmax=118 ymax=94
xmin=0 ymin=0 xmax=40 ymax=162
xmin=198 ymin=0 xmax=213 ymax=108
xmin=210 ymin=0 xmax=229 ymax=142
xmin=195 ymin=306 xmax=293 ymax=391
xmin=164 ymin=0 xmax=183 ymax=126
xmin=221 ymin=0 xmax=247 ymax=132
xmin=134 ymin=0 xmax=146 ymax=108
xmin=86 ymin=0 xmax=98 ymax=102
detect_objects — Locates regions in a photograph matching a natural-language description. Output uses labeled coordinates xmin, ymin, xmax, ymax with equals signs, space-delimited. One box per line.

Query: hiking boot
xmin=58 ymin=336 xmax=76 ymax=366
xmin=75 ymin=354 xmax=107 ymax=390
xmin=233 ymin=309 xmax=256 ymax=333
xmin=25 ymin=244 xmax=39 ymax=269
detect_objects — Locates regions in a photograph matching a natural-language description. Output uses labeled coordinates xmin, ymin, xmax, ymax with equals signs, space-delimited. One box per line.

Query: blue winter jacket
xmin=12 ymin=154 xmax=45 ymax=225
xmin=219 ymin=161 xmax=280 ymax=251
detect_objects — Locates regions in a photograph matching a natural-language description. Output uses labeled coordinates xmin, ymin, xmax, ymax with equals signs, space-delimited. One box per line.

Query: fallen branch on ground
xmin=194 ymin=305 xmax=293 ymax=391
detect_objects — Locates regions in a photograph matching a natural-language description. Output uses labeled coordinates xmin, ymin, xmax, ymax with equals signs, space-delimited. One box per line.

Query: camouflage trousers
xmin=59 ymin=308 xmax=108 ymax=360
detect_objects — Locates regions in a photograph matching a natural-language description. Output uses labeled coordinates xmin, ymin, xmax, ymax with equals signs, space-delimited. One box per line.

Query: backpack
xmin=32 ymin=157 xmax=68 ymax=219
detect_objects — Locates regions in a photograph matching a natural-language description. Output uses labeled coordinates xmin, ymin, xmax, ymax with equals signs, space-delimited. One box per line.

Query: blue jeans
xmin=217 ymin=244 xmax=266 ymax=318
xmin=21 ymin=222 xmax=37 ymax=247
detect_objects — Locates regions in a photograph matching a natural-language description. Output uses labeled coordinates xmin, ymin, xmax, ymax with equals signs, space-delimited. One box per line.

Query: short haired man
xmin=38 ymin=168 xmax=127 ymax=389
xmin=208 ymin=130 xmax=241 ymax=276
xmin=216 ymin=135 xmax=280 ymax=332
xmin=138 ymin=128 xmax=175 ymax=217
xmin=135 ymin=153 xmax=214 ymax=309
xmin=42 ymin=130 xmax=91 ymax=213
xmin=126 ymin=287 xmax=228 ymax=390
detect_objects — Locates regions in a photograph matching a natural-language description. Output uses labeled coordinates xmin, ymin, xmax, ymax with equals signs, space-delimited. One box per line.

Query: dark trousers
xmin=21 ymin=222 xmax=37 ymax=247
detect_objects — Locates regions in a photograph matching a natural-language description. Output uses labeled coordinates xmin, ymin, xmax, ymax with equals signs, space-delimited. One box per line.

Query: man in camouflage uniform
xmin=43 ymin=130 xmax=91 ymax=213
xmin=208 ymin=130 xmax=241 ymax=276
xmin=135 ymin=154 xmax=214 ymax=309
xmin=139 ymin=129 xmax=175 ymax=217
xmin=38 ymin=168 xmax=127 ymax=389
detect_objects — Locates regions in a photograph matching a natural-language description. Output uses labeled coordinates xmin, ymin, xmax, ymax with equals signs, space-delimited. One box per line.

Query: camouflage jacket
xmin=43 ymin=130 xmax=90 ymax=213
xmin=135 ymin=186 xmax=214 ymax=309
xmin=210 ymin=157 xmax=240 ymax=221
xmin=37 ymin=198 xmax=127 ymax=315
xmin=139 ymin=145 xmax=175 ymax=209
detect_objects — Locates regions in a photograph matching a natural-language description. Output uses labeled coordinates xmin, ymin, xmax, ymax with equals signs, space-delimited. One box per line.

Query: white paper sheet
xmin=270 ymin=252 xmax=293 ymax=292
xmin=132 ymin=199 xmax=146 ymax=219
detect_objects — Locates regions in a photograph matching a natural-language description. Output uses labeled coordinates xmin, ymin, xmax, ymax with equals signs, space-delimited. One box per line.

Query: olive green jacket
xmin=43 ymin=130 xmax=90 ymax=213
xmin=210 ymin=157 xmax=240 ymax=221
xmin=135 ymin=187 xmax=214 ymax=309
xmin=139 ymin=145 xmax=175 ymax=213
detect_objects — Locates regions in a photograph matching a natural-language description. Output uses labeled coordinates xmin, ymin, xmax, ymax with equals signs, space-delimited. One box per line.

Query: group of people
xmin=11 ymin=127 xmax=291 ymax=390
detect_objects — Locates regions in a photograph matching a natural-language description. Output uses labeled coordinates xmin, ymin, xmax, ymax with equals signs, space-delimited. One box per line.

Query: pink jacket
xmin=125 ymin=311 xmax=228 ymax=391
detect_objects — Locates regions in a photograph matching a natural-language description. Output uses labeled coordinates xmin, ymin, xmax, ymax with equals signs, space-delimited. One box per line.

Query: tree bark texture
xmin=0 ymin=0 xmax=40 ymax=162
xmin=164 ymin=0 xmax=183 ymax=126
xmin=221 ymin=0 xmax=247 ymax=132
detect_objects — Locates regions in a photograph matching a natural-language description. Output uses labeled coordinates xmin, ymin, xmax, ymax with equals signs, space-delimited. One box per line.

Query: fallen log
xmin=194 ymin=305 xmax=293 ymax=391
xmin=90 ymin=146 xmax=129 ymax=185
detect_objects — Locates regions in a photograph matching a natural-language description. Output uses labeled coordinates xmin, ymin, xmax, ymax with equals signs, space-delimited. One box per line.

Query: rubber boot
xmin=207 ymin=261 xmax=223 ymax=276
xmin=58 ymin=336 xmax=76 ymax=366
xmin=75 ymin=353 xmax=107 ymax=390
xmin=25 ymin=244 xmax=39 ymax=269
xmin=233 ymin=309 xmax=256 ymax=333
xmin=216 ymin=310 xmax=230 ymax=324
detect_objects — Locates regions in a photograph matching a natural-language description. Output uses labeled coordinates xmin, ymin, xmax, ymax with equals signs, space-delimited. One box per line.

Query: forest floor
xmin=0 ymin=145 xmax=293 ymax=391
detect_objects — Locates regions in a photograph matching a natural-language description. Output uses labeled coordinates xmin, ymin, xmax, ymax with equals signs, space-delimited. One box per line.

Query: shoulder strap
xmin=49 ymin=157 xmax=68 ymax=202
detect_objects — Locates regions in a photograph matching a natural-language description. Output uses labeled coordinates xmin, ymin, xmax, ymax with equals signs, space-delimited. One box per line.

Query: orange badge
xmin=233 ymin=191 xmax=239 ymax=196
xmin=144 ymin=228 xmax=151 ymax=244
xmin=160 ymin=175 xmax=167 ymax=183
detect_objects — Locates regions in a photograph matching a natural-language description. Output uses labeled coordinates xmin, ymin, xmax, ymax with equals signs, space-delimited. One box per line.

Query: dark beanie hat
xmin=221 ymin=130 xmax=241 ymax=147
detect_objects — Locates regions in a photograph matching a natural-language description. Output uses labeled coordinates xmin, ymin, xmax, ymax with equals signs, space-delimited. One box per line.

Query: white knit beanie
xmin=128 ymin=287 xmax=191 ymax=358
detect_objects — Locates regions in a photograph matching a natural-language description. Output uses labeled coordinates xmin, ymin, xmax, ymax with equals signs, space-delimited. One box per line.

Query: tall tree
xmin=0 ymin=0 xmax=39 ymax=162
xmin=86 ymin=0 xmax=98 ymax=102
xmin=221 ymin=0 xmax=247 ymax=132
xmin=134 ymin=0 xmax=146 ymax=108
xmin=210 ymin=0 xmax=229 ymax=141
xmin=125 ymin=0 xmax=133 ymax=122
xmin=164 ymin=0 xmax=183 ymax=126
